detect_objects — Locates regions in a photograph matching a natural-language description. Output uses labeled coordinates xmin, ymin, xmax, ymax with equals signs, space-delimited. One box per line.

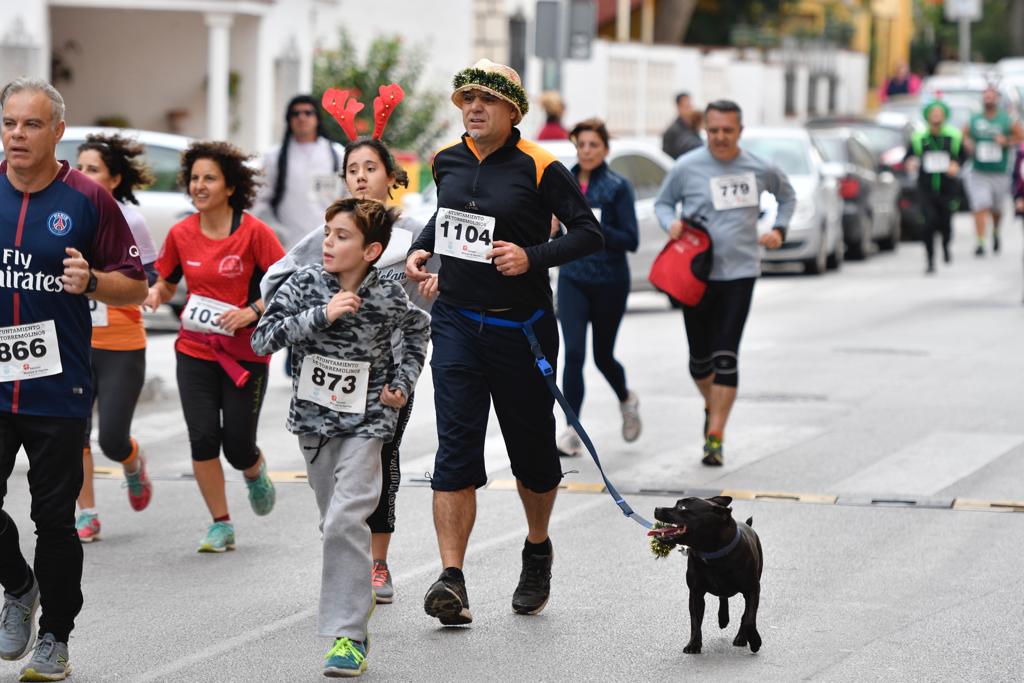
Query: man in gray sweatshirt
xmin=654 ymin=99 xmax=795 ymax=467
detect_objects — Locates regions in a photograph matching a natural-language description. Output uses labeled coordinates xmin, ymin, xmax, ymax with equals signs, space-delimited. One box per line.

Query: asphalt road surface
xmin=4 ymin=214 xmax=1024 ymax=681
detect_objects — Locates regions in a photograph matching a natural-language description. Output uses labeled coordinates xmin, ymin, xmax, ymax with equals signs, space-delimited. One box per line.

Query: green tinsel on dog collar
xmin=649 ymin=522 xmax=687 ymax=559
xmin=452 ymin=68 xmax=530 ymax=118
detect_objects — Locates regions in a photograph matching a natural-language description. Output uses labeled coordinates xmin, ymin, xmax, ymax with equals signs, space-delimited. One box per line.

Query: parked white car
xmin=403 ymin=137 xmax=675 ymax=293
xmin=53 ymin=127 xmax=195 ymax=251
xmin=741 ymin=127 xmax=844 ymax=274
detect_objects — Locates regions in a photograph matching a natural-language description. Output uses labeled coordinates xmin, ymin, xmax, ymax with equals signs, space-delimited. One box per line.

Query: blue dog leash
xmin=456 ymin=307 xmax=654 ymax=530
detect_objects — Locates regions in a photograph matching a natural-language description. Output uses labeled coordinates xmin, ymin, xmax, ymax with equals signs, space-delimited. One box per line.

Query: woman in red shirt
xmin=144 ymin=141 xmax=285 ymax=553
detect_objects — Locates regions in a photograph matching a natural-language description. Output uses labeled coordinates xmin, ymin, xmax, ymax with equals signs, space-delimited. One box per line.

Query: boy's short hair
xmin=325 ymin=198 xmax=399 ymax=265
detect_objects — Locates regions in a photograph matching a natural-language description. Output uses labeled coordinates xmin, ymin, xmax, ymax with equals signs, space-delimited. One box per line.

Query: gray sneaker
xmin=0 ymin=578 xmax=39 ymax=661
xmin=620 ymin=391 xmax=641 ymax=442
xmin=18 ymin=633 xmax=71 ymax=681
xmin=372 ymin=561 xmax=394 ymax=604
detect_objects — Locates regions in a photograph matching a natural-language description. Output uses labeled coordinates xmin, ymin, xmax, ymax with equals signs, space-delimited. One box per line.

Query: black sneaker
xmin=512 ymin=541 xmax=553 ymax=615
xmin=975 ymin=244 xmax=985 ymax=257
xmin=943 ymin=245 xmax=952 ymax=264
xmin=423 ymin=569 xmax=472 ymax=626
xmin=994 ymin=232 xmax=1001 ymax=253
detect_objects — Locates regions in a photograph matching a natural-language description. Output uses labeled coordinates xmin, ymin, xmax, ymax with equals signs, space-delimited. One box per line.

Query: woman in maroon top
xmin=144 ymin=141 xmax=285 ymax=553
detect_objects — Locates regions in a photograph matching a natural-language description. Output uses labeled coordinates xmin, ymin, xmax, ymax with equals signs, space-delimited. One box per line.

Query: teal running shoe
xmin=198 ymin=521 xmax=236 ymax=553
xmin=246 ymin=460 xmax=276 ymax=516
xmin=18 ymin=633 xmax=70 ymax=681
xmin=323 ymin=637 xmax=367 ymax=678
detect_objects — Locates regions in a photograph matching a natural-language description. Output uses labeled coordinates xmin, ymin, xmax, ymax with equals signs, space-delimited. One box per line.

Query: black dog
xmin=650 ymin=496 xmax=763 ymax=654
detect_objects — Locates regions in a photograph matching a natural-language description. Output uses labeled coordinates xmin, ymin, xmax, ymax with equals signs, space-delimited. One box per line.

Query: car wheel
xmin=877 ymin=211 xmax=900 ymax=252
xmin=846 ymin=211 xmax=871 ymax=260
xmin=803 ymin=227 xmax=828 ymax=275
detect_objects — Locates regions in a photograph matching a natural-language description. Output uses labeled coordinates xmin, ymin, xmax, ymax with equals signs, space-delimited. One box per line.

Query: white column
xmin=205 ymin=12 xmax=234 ymax=141
xmin=616 ymin=0 xmax=630 ymax=42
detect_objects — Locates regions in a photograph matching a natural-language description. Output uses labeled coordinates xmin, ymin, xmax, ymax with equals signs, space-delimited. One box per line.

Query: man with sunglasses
xmin=406 ymin=59 xmax=602 ymax=627
xmin=254 ymin=95 xmax=345 ymax=249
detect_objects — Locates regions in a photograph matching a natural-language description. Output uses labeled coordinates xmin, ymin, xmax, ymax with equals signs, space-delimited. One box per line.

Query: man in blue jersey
xmin=0 ymin=78 xmax=146 ymax=681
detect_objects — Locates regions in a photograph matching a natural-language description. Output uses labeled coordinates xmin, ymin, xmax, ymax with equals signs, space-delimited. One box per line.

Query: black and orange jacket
xmin=411 ymin=129 xmax=603 ymax=311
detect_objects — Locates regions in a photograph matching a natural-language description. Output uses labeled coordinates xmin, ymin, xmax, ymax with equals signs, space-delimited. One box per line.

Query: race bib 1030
xmin=181 ymin=294 xmax=235 ymax=337
xmin=434 ymin=208 xmax=495 ymax=263
xmin=710 ymin=172 xmax=758 ymax=210
xmin=297 ymin=354 xmax=370 ymax=414
xmin=0 ymin=320 xmax=62 ymax=382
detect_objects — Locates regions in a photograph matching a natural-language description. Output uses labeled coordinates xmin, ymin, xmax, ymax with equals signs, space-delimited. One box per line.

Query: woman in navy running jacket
xmin=555 ymin=118 xmax=642 ymax=456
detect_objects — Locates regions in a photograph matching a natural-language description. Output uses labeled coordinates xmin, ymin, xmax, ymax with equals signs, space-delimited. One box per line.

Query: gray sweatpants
xmin=299 ymin=434 xmax=383 ymax=640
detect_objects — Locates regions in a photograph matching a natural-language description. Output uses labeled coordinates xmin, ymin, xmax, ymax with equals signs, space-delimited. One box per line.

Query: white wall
xmin=0 ymin=0 xmax=50 ymax=83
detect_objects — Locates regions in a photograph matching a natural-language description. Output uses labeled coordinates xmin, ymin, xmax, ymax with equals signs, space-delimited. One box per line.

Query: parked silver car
xmin=403 ymin=137 xmax=675 ymax=293
xmin=740 ymin=127 xmax=844 ymax=274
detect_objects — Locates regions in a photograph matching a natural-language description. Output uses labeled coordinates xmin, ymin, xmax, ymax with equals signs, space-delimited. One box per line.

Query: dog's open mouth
xmin=648 ymin=523 xmax=687 ymax=559
xmin=648 ymin=523 xmax=687 ymax=539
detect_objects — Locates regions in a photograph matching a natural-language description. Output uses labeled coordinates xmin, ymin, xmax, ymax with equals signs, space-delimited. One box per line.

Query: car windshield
xmin=741 ymin=138 xmax=812 ymax=176
xmin=813 ymin=136 xmax=846 ymax=163
xmin=845 ymin=125 xmax=905 ymax=153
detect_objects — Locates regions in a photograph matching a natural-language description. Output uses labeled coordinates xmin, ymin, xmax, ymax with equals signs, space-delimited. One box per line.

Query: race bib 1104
xmin=433 ymin=208 xmax=495 ymax=263
xmin=181 ymin=294 xmax=235 ymax=337
xmin=0 ymin=320 xmax=62 ymax=382
xmin=297 ymin=355 xmax=370 ymax=414
xmin=710 ymin=172 xmax=758 ymax=210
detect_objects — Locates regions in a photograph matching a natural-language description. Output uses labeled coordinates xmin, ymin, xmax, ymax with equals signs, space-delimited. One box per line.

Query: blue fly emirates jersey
xmin=0 ymin=160 xmax=145 ymax=417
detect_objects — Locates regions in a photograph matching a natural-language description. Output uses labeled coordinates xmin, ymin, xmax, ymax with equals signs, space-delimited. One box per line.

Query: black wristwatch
xmin=84 ymin=270 xmax=98 ymax=294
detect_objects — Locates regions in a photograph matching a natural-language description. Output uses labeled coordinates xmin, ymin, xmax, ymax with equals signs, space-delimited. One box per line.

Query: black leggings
xmin=83 ymin=348 xmax=146 ymax=461
xmin=921 ymin=193 xmax=953 ymax=262
xmin=1 ymin=414 xmax=85 ymax=643
xmin=175 ymin=352 xmax=268 ymax=470
xmin=682 ymin=278 xmax=756 ymax=388
xmin=367 ymin=392 xmax=414 ymax=535
xmin=556 ymin=274 xmax=630 ymax=417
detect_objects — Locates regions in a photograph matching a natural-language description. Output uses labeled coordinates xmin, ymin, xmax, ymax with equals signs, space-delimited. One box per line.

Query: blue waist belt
xmin=456 ymin=307 xmax=653 ymax=530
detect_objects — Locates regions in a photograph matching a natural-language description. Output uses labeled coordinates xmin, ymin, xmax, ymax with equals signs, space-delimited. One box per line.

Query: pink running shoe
xmin=76 ymin=512 xmax=101 ymax=542
xmin=124 ymin=442 xmax=153 ymax=512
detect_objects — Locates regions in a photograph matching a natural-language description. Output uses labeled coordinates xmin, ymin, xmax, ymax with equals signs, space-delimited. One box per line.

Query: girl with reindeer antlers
xmin=255 ymin=83 xmax=437 ymax=678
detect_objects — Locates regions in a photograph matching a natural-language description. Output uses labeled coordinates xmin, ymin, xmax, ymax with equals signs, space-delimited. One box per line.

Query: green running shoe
xmin=323 ymin=637 xmax=367 ymax=678
xmin=246 ymin=460 xmax=276 ymax=516
xmin=198 ymin=521 xmax=236 ymax=553
xmin=18 ymin=633 xmax=70 ymax=682
xmin=702 ymin=435 xmax=724 ymax=467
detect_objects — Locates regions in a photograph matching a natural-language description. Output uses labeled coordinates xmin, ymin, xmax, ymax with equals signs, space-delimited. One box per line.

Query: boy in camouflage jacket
xmin=251 ymin=198 xmax=429 ymax=677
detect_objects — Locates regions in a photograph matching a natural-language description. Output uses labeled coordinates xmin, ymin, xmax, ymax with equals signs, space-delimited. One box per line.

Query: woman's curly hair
xmin=178 ymin=140 xmax=261 ymax=212
xmin=77 ymin=133 xmax=155 ymax=205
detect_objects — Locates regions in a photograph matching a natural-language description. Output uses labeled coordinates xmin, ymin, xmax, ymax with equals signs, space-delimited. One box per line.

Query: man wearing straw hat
xmin=407 ymin=59 xmax=603 ymax=626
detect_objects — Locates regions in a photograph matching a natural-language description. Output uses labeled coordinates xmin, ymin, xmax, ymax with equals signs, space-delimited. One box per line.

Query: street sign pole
xmin=959 ymin=17 xmax=970 ymax=64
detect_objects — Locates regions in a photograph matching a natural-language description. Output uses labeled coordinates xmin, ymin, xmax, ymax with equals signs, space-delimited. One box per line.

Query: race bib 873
xmin=297 ymin=355 xmax=370 ymax=414
xmin=433 ymin=208 xmax=494 ymax=262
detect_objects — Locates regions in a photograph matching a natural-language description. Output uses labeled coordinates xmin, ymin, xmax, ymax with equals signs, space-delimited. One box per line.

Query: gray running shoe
xmin=620 ymin=391 xmax=641 ymax=442
xmin=0 ymin=578 xmax=39 ymax=661
xmin=18 ymin=633 xmax=70 ymax=682
xmin=372 ymin=561 xmax=394 ymax=604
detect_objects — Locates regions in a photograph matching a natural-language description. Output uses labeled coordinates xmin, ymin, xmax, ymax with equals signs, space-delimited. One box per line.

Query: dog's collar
xmin=693 ymin=526 xmax=742 ymax=562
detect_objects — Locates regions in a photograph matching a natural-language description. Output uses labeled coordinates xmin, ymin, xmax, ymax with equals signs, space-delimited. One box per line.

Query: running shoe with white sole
xmin=423 ymin=570 xmax=472 ymax=626
xmin=556 ymin=426 xmax=582 ymax=457
xmin=371 ymin=561 xmax=394 ymax=604
xmin=18 ymin=634 xmax=70 ymax=682
xmin=0 ymin=578 xmax=38 ymax=661
xmin=197 ymin=521 xmax=236 ymax=553
xmin=620 ymin=391 xmax=641 ymax=442
xmin=75 ymin=512 xmax=101 ymax=543
xmin=702 ymin=435 xmax=724 ymax=467
xmin=512 ymin=542 xmax=553 ymax=615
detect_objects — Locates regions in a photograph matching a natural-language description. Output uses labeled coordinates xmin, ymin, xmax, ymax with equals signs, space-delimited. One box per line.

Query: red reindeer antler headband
xmin=321 ymin=83 xmax=405 ymax=142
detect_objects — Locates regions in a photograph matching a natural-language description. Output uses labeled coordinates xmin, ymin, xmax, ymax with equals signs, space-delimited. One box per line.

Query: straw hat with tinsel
xmin=451 ymin=59 xmax=529 ymax=125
